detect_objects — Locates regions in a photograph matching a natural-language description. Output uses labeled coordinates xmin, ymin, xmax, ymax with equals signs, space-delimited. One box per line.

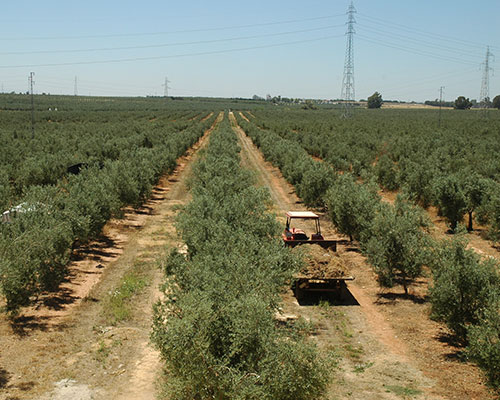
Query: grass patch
xmin=104 ymin=268 xmax=149 ymax=324
xmin=94 ymin=338 xmax=123 ymax=364
xmin=353 ymin=361 xmax=374 ymax=374
xmin=384 ymin=384 xmax=422 ymax=398
xmin=344 ymin=343 xmax=363 ymax=360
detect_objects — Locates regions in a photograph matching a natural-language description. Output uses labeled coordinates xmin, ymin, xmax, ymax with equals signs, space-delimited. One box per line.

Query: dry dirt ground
xmin=231 ymin=112 xmax=495 ymax=400
xmin=0 ymin=112 xmax=223 ymax=400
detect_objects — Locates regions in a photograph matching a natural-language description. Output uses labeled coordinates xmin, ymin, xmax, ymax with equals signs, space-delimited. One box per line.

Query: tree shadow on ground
xmin=0 ymin=367 xmax=10 ymax=388
xmin=376 ymin=291 xmax=428 ymax=305
xmin=71 ymin=234 xmax=118 ymax=262
xmin=9 ymin=315 xmax=49 ymax=337
xmin=435 ymin=331 xmax=467 ymax=362
xmin=37 ymin=288 xmax=81 ymax=311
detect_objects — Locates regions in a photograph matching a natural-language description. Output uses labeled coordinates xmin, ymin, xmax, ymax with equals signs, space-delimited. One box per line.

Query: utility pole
xmin=74 ymin=76 xmax=78 ymax=96
xmin=163 ymin=76 xmax=171 ymax=98
xmin=439 ymin=86 xmax=445 ymax=127
xmin=341 ymin=0 xmax=356 ymax=118
xmin=29 ymin=72 xmax=35 ymax=139
xmin=479 ymin=46 xmax=494 ymax=108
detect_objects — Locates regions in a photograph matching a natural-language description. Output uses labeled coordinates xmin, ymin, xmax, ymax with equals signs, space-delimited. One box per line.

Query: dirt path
xmin=238 ymin=111 xmax=250 ymax=122
xmin=230 ymin=112 xmax=494 ymax=400
xmin=200 ymin=111 xmax=214 ymax=122
xmin=0 ymin=112 xmax=223 ymax=400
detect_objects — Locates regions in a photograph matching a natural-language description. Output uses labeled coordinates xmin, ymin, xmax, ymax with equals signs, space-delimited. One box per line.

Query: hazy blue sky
xmin=0 ymin=0 xmax=498 ymax=102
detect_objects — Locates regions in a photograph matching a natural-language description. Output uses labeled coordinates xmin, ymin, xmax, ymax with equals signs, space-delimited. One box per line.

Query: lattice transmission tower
xmin=479 ymin=46 xmax=494 ymax=107
xmin=341 ymin=0 xmax=356 ymax=118
xmin=163 ymin=76 xmax=171 ymax=98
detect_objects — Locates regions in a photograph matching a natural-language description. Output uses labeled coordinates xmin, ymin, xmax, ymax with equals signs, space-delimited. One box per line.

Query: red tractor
xmin=282 ymin=211 xmax=337 ymax=250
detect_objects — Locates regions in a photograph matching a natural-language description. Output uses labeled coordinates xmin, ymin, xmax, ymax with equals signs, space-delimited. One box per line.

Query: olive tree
xmin=433 ymin=174 xmax=467 ymax=232
xmin=364 ymin=196 xmax=431 ymax=294
xmin=429 ymin=235 xmax=500 ymax=342
xmin=325 ymin=173 xmax=380 ymax=242
xmin=454 ymin=96 xmax=472 ymax=110
xmin=367 ymin=92 xmax=383 ymax=109
xmin=493 ymin=95 xmax=500 ymax=109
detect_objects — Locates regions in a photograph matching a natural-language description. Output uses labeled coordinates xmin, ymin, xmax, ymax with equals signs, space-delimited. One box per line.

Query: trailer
xmin=283 ymin=211 xmax=353 ymax=301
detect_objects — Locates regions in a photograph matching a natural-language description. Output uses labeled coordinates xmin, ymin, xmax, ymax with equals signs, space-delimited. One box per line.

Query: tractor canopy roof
xmin=286 ymin=211 xmax=319 ymax=219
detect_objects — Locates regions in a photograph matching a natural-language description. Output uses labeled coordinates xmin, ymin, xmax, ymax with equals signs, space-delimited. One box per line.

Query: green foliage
xmin=460 ymin=171 xmax=490 ymax=231
xmin=399 ymin=159 xmax=436 ymax=208
xmin=477 ymin=185 xmax=500 ymax=243
xmin=0 ymin=187 xmax=73 ymax=311
xmin=152 ymin=118 xmax=328 ymax=399
xmin=429 ymin=236 xmax=500 ymax=342
xmin=0 ymin=105 xmax=218 ymax=312
xmin=433 ymin=174 xmax=467 ymax=232
xmin=365 ymin=197 xmax=431 ymax=294
xmin=467 ymin=304 xmax=500 ymax=388
xmin=325 ymin=173 xmax=380 ymax=241
xmin=375 ymin=154 xmax=399 ymax=191
xmin=0 ymin=168 xmax=11 ymax=211
xmin=297 ymin=162 xmax=336 ymax=207
xmin=454 ymin=96 xmax=472 ymax=110
xmin=493 ymin=95 xmax=500 ymax=109
xmin=367 ymin=92 xmax=383 ymax=109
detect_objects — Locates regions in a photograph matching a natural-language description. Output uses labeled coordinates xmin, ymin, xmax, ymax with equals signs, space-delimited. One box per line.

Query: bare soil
xmin=230 ymin=112 xmax=495 ymax=400
xmin=238 ymin=111 xmax=250 ymax=122
xmin=0 ymin=112 xmax=223 ymax=400
xmin=200 ymin=111 xmax=214 ymax=122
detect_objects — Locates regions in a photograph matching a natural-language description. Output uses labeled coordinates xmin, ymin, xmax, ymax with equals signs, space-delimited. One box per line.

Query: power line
xmin=0 ymin=14 xmax=346 ymax=41
xmin=0 ymin=24 xmax=345 ymax=56
xmin=357 ymin=35 xmax=478 ymax=67
xmin=377 ymin=68 xmax=477 ymax=93
xmin=356 ymin=24 xmax=483 ymax=61
xmin=357 ymin=12 xmax=500 ymax=52
xmin=0 ymin=34 xmax=345 ymax=69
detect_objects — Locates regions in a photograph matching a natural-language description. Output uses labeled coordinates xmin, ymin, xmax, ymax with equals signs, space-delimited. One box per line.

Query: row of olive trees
xmin=376 ymin=157 xmax=500 ymax=240
xmin=0 ymin=114 xmax=217 ymax=313
xmin=151 ymin=117 xmax=329 ymax=399
xmin=237 ymin=114 xmax=500 ymax=389
xmin=248 ymin=108 xmax=500 ymax=241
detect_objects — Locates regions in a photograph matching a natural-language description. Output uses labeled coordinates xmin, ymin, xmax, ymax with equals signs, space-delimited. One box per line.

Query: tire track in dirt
xmin=230 ymin=112 xmax=494 ymax=400
xmin=238 ymin=111 xmax=250 ymax=122
xmin=0 ymin=112 xmax=224 ymax=400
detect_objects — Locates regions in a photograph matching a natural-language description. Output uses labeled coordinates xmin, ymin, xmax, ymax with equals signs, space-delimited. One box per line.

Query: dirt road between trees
xmin=230 ymin=112 xmax=495 ymax=400
xmin=0 ymin=112 xmax=223 ymax=400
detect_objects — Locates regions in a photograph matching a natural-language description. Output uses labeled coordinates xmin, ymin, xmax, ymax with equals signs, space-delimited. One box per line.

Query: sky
xmin=0 ymin=0 xmax=498 ymax=102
